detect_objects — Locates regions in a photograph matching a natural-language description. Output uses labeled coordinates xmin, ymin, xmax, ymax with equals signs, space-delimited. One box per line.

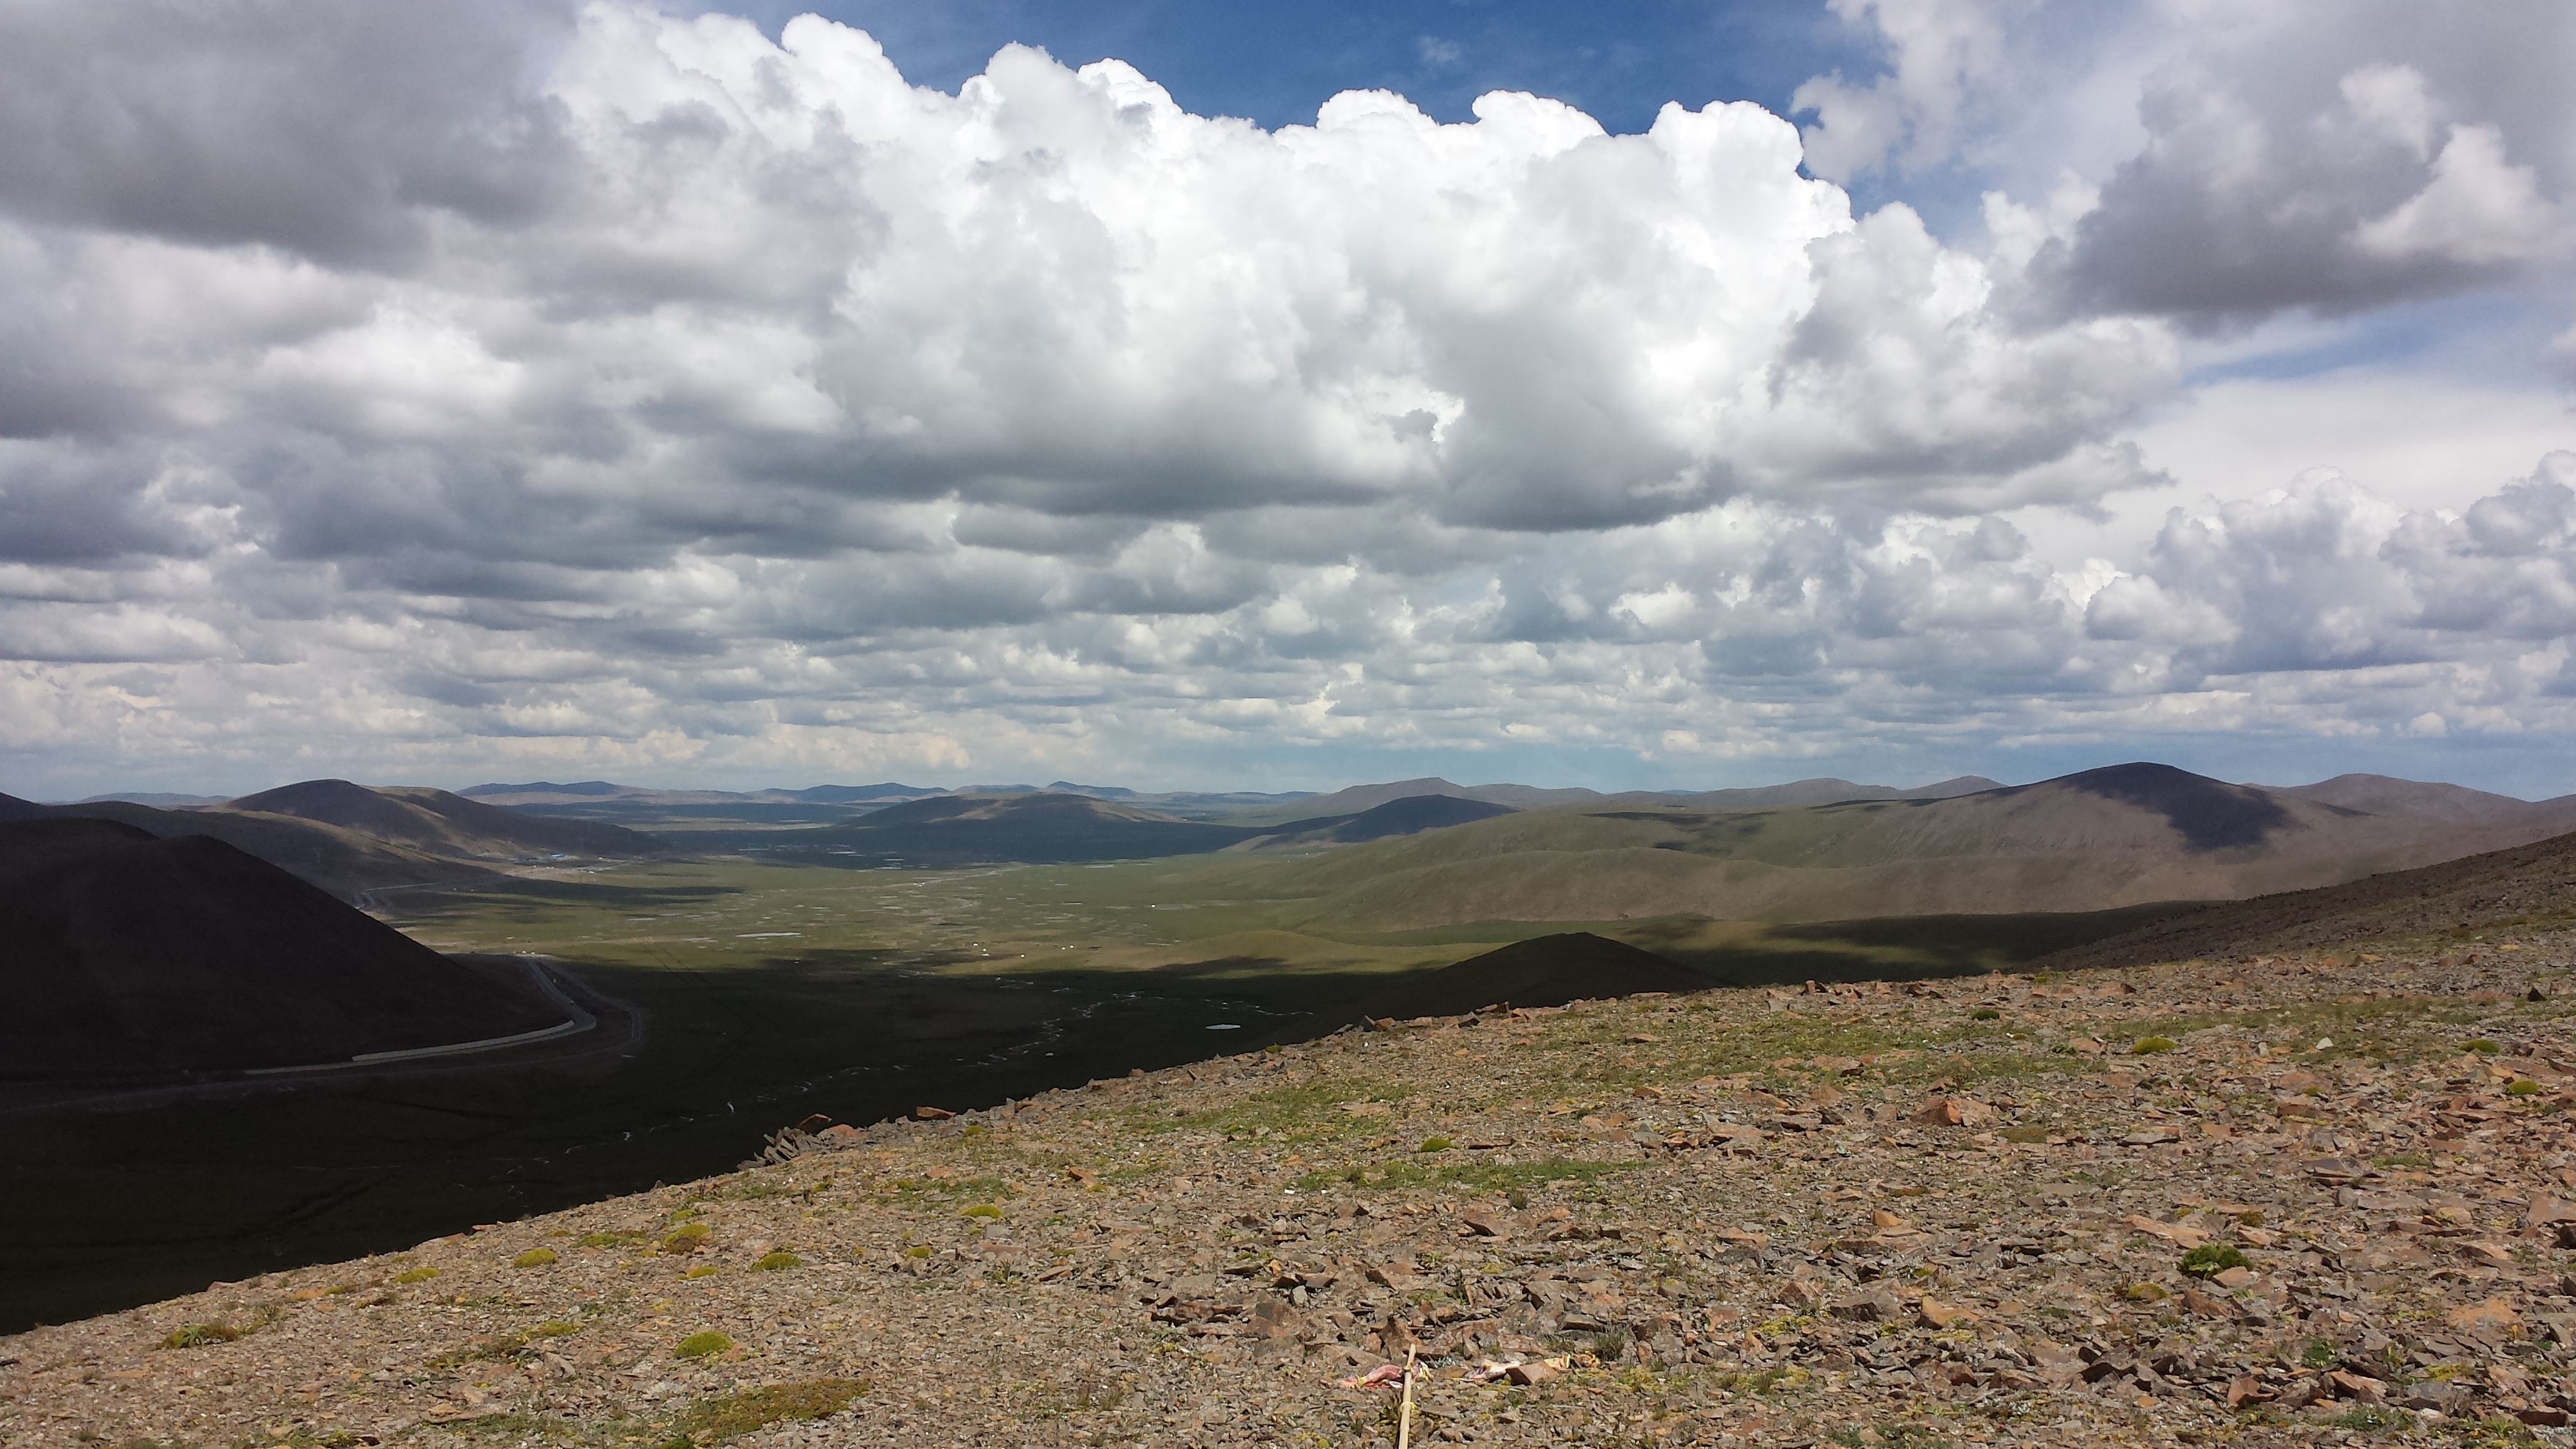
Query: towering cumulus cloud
xmin=0 ymin=1 xmax=2569 ymax=789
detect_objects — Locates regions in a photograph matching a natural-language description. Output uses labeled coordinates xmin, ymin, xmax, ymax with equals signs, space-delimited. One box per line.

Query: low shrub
xmin=2179 ymin=1244 xmax=2250 ymax=1279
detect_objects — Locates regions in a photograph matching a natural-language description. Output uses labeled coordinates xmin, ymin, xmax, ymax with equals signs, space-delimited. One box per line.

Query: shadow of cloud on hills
xmin=2032 ymin=762 xmax=2296 ymax=853
xmin=385 ymin=876 xmax=746 ymax=924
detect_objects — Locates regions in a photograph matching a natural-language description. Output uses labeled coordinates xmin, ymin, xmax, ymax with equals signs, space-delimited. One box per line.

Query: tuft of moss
xmin=753 ymin=1250 xmax=801 ymax=1271
xmin=2130 ymin=1035 xmax=2178 ymax=1055
xmin=660 ymin=1222 xmax=712 ymax=1255
xmin=2508 ymin=1079 xmax=2543 ymax=1096
xmin=2122 ymin=1282 xmax=2169 ymax=1302
xmin=2178 ymin=1243 xmax=2250 ymax=1279
xmin=1968 ymin=1008 xmax=2001 ymax=1021
xmin=2466 ymin=1039 xmax=2500 ymax=1054
xmin=676 ymin=1378 xmax=869 ymax=1440
xmin=392 ymin=1267 xmax=439 ymax=1284
xmin=513 ymin=1247 xmax=558 ymax=1269
xmin=1416 ymin=1136 xmax=1455 ymax=1153
xmin=675 ymin=1330 xmax=734 ymax=1360
xmin=161 ymin=1322 xmax=244 ymax=1349
xmin=683 ymin=1265 xmax=720 ymax=1280
xmin=961 ymin=1203 xmax=1003 ymax=1219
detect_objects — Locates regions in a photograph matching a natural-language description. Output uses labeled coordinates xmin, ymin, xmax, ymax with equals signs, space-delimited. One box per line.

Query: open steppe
xmin=12 ymin=830 xmax=2576 ymax=1447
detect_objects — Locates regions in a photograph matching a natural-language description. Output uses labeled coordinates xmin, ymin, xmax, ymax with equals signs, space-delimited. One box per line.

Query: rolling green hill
xmin=1216 ymin=763 xmax=2576 ymax=930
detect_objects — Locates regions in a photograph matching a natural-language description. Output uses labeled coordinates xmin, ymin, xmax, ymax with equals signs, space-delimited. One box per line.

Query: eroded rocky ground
xmin=11 ymin=929 xmax=2576 ymax=1448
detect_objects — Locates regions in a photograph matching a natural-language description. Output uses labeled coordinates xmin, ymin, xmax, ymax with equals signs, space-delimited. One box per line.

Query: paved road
xmin=0 ymin=955 xmax=643 ymax=1115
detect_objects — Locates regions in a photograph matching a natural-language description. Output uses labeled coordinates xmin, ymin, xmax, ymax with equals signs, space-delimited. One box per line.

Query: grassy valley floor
xmin=11 ymin=924 xmax=2576 ymax=1447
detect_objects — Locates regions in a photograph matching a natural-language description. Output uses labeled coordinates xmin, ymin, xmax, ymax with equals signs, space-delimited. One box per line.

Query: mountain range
xmin=1229 ymin=763 xmax=2576 ymax=930
xmin=2 ymin=779 xmax=668 ymax=900
xmin=14 ymin=764 xmax=2576 ymax=924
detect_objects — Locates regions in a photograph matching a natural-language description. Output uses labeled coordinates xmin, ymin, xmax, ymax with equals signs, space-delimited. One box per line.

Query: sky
xmin=3 ymin=0 xmax=2574 ymax=800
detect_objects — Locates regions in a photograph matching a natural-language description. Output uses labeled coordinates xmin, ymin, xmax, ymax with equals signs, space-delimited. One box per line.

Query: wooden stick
xmin=1396 ymin=1345 xmax=1418 ymax=1449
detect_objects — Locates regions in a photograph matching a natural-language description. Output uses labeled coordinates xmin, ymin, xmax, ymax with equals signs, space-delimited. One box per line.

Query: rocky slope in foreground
xmin=12 ymin=918 xmax=2576 ymax=1445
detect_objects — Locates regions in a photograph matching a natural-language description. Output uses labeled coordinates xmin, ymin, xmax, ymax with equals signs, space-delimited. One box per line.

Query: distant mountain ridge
xmin=756 ymin=791 xmax=1523 ymax=867
xmin=1238 ymin=762 xmax=2576 ymax=931
xmin=1221 ymin=774 xmax=2002 ymax=825
xmin=1 ymin=780 xmax=669 ymax=900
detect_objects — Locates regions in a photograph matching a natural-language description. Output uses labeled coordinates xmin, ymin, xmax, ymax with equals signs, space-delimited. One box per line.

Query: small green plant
xmin=903 ymin=1245 xmax=932 ymax=1259
xmin=1417 ymin=1136 xmax=1455 ymax=1153
xmin=432 ymin=1319 xmax=580 ymax=1367
xmin=513 ymin=1247 xmax=558 ymax=1269
xmin=675 ymin=1330 xmax=734 ymax=1360
xmin=2466 ymin=1039 xmax=2500 ymax=1053
xmin=961 ymin=1203 xmax=1003 ymax=1219
xmin=162 ymin=1322 xmax=243 ymax=1349
xmin=660 ymin=1222 xmax=712 ymax=1254
xmin=753 ymin=1250 xmax=801 ymax=1271
xmin=676 ymin=1379 xmax=870 ymax=1440
xmin=2131 ymin=1035 xmax=2178 ymax=1055
xmin=392 ymin=1267 xmax=439 ymax=1284
xmin=684 ymin=1265 xmax=720 ymax=1279
xmin=2122 ymin=1282 xmax=2169 ymax=1302
xmin=2328 ymin=1405 xmax=2407 ymax=1432
xmin=2300 ymin=1338 xmax=2341 ymax=1369
xmin=2508 ymin=1079 xmax=2542 ymax=1096
xmin=2179 ymin=1243 xmax=2250 ymax=1279
xmin=1969 ymin=1008 xmax=2001 ymax=1021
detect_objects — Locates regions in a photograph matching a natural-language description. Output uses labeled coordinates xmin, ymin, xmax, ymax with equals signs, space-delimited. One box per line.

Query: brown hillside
xmin=1261 ymin=763 xmax=2576 ymax=929
xmin=222 ymin=779 xmax=667 ymax=861
xmin=38 ymin=798 xmax=490 ymax=900
xmin=2034 ymin=826 xmax=2576 ymax=972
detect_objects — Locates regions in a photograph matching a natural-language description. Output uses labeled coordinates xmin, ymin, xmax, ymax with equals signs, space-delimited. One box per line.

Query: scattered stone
xmin=1828 ymin=1287 xmax=1901 ymax=1322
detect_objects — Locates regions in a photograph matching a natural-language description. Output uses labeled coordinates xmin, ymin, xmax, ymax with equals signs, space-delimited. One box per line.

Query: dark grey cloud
xmin=0 ymin=0 xmax=577 ymax=268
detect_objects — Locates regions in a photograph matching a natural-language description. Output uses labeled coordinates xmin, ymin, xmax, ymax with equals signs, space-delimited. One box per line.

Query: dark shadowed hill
xmin=1312 ymin=794 xmax=1516 ymax=842
xmin=222 ymin=779 xmax=666 ymax=861
xmin=1237 ymin=794 xmax=1518 ymax=847
xmin=1340 ymin=932 xmax=1715 ymax=1023
xmin=19 ymin=781 xmax=670 ymax=899
xmin=0 ymin=819 xmax=568 ymax=1080
xmin=34 ymin=797 xmax=490 ymax=900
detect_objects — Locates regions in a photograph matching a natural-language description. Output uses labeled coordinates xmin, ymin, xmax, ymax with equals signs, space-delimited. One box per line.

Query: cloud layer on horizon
xmin=1 ymin=0 xmax=2572 ymax=794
